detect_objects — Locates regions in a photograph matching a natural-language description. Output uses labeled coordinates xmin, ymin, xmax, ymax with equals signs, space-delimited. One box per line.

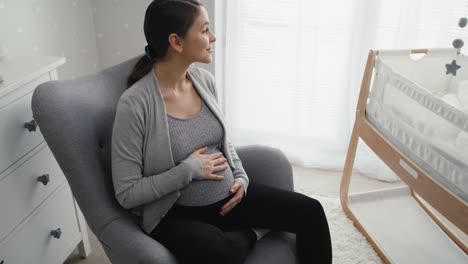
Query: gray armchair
xmin=31 ymin=56 xmax=298 ymax=264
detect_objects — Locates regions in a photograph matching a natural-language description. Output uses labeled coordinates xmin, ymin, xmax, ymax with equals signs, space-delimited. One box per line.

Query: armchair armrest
xmin=98 ymin=215 xmax=178 ymax=264
xmin=236 ymin=145 xmax=293 ymax=192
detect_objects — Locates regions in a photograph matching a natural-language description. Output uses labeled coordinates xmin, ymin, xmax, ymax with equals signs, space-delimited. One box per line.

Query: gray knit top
xmin=167 ymin=99 xmax=234 ymax=206
xmin=111 ymin=67 xmax=249 ymax=234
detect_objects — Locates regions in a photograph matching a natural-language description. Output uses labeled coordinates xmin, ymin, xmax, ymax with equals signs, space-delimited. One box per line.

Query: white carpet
xmin=295 ymin=187 xmax=383 ymax=264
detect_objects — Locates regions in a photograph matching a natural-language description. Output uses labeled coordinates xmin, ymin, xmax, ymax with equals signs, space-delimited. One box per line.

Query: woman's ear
xmin=168 ymin=33 xmax=184 ymax=53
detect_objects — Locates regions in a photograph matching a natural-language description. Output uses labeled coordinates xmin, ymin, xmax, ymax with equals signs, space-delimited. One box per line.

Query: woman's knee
xmin=311 ymin=197 xmax=324 ymax=211
xmin=299 ymin=197 xmax=326 ymax=220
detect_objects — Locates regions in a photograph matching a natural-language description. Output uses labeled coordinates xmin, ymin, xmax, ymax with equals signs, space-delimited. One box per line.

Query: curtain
xmin=222 ymin=0 xmax=468 ymax=181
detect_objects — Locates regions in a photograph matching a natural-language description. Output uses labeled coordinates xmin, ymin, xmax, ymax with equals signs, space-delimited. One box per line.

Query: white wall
xmin=1 ymin=0 xmax=99 ymax=80
xmin=2 ymin=0 xmax=217 ymax=80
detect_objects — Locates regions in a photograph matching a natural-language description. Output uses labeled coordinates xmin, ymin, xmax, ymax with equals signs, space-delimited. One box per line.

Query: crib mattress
xmin=366 ymin=49 xmax=468 ymax=202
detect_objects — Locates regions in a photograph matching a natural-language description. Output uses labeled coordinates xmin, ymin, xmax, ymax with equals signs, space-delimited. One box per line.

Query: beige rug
xmin=295 ymin=187 xmax=383 ymax=264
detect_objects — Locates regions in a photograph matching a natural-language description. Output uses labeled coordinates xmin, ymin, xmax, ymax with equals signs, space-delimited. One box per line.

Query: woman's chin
xmin=198 ymin=56 xmax=212 ymax=64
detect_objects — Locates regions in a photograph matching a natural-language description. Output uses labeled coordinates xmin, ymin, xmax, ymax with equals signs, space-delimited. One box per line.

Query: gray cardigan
xmin=111 ymin=66 xmax=249 ymax=234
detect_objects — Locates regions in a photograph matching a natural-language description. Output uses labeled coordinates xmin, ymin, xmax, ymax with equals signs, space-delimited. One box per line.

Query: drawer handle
xmin=37 ymin=174 xmax=50 ymax=185
xmin=24 ymin=120 xmax=37 ymax=132
xmin=50 ymin=228 xmax=62 ymax=239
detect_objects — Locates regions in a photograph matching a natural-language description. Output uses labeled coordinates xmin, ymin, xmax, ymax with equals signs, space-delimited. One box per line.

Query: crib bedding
xmin=366 ymin=50 xmax=468 ymax=202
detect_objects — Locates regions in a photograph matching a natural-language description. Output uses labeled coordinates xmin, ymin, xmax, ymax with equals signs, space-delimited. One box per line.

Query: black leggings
xmin=150 ymin=183 xmax=332 ymax=264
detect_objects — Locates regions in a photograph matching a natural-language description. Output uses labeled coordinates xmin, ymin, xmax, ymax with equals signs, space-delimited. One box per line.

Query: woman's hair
xmin=127 ymin=0 xmax=202 ymax=88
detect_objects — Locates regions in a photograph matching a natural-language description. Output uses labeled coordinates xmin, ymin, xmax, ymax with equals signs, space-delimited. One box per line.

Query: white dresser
xmin=0 ymin=54 xmax=91 ymax=264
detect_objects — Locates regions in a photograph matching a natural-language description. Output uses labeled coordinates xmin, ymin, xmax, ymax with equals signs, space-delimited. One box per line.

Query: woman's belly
xmin=176 ymin=145 xmax=235 ymax=206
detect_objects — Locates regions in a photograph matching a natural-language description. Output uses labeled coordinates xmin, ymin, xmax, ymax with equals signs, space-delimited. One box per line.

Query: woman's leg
xmin=149 ymin=208 xmax=256 ymax=264
xmin=220 ymin=183 xmax=332 ymax=264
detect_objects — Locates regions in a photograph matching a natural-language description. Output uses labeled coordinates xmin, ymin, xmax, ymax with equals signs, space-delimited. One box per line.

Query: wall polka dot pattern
xmin=92 ymin=0 xmax=152 ymax=69
xmin=2 ymin=0 xmax=100 ymax=80
xmin=2 ymin=0 xmax=213 ymax=80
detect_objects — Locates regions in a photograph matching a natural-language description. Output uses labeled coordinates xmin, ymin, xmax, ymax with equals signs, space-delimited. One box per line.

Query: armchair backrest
xmin=32 ymin=55 xmax=141 ymax=236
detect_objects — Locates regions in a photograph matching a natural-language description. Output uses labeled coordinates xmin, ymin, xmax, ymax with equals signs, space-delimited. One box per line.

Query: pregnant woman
xmin=111 ymin=1 xmax=332 ymax=263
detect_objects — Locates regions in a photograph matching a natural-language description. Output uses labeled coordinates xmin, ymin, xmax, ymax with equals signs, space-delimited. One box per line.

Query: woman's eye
xmin=204 ymin=28 xmax=210 ymax=33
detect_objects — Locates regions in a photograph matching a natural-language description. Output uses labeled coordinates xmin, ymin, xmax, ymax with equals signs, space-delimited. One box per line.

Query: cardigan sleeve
xmin=111 ymin=95 xmax=203 ymax=209
xmin=198 ymin=68 xmax=250 ymax=196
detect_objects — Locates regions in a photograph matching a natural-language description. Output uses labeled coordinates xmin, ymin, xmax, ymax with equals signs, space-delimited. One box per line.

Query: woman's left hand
xmin=220 ymin=180 xmax=244 ymax=216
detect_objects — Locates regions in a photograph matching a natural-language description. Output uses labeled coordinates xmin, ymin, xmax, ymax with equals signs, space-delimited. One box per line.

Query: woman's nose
xmin=210 ymin=32 xmax=216 ymax=43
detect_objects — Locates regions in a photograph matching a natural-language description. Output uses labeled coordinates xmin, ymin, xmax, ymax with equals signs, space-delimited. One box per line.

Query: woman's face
xmin=182 ymin=6 xmax=216 ymax=64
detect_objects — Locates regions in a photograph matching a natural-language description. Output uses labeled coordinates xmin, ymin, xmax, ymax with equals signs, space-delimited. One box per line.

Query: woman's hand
xmin=191 ymin=146 xmax=228 ymax=181
xmin=220 ymin=180 xmax=244 ymax=216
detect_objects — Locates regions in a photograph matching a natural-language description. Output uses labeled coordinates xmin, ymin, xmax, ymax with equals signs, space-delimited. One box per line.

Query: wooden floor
xmin=64 ymin=166 xmax=404 ymax=264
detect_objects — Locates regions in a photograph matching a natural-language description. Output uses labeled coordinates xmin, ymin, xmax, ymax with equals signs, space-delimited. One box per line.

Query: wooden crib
xmin=340 ymin=49 xmax=468 ymax=264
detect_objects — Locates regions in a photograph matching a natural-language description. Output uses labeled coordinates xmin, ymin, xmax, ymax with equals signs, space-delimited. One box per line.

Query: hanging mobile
xmin=446 ymin=17 xmax=467 ymax=75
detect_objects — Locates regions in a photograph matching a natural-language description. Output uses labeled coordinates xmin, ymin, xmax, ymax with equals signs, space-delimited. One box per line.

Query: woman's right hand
xmin=190 ymin=146 xmax=228 ymax=181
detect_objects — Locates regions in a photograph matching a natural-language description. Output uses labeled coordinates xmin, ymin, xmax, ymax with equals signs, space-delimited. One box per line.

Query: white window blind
xmin=223 ymin=0 xmax=468 ymax=172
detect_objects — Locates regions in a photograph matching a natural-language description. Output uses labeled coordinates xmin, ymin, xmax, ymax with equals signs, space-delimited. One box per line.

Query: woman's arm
xmin=111 ymin=96 xmax=202 ymax=209
xmin=228 ymin=140 xmax=249 ymax=196
xmin=199 ymin=68 xmax=250 ymax=195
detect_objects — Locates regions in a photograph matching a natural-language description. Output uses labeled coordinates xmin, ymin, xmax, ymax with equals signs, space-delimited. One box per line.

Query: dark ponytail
xmin=127 ymin=0 xmax=202 ymax=88
xmin=126 ymin=56 xmax=155 ymax=89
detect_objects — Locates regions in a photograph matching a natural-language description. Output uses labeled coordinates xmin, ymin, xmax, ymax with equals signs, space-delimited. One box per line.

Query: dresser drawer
xmin=0 ymin=144 xmax=66 ymax=242
xmin=0 ymin=184 xmax=80 ymax=264
xmin=0 ymin=73 xmax=50 ymax=175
